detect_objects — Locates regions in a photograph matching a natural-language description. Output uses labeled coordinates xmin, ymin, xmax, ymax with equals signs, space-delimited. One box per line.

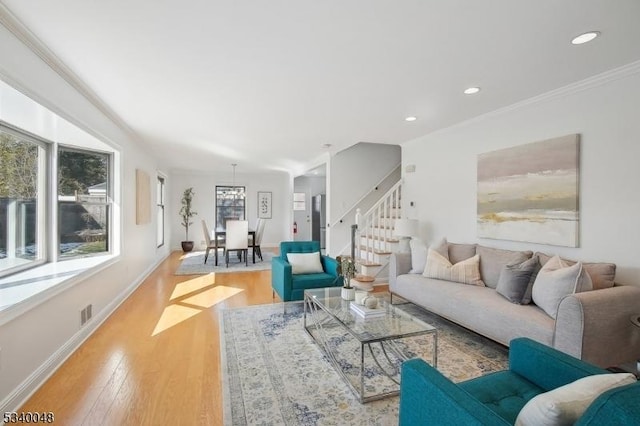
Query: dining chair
xmin=251 ymin=218 xmax=267 ymax=261
xmin=225 ymin=220 xmax=249 ymax=267
xmin=202 ymin=220 xmax=223 ymax=264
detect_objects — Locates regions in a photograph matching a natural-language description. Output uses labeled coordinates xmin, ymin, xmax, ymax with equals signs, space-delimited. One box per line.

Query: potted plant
xmin=179 ymin=187 xmax=197 ymax=252
xmin=337 ymin=255 xmax=357 ymax=300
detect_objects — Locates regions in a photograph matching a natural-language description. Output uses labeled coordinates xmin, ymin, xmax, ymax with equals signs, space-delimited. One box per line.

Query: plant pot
xmin=341 ymin=287 xmax=355 ymax=301
xmin=181 ymin=241 xmax=194 ymax=252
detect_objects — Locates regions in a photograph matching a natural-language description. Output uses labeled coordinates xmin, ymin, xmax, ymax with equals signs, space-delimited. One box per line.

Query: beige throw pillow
xmin=515 ymin=373 xmax=636 ymax=426
xmin=423 ymin=249 xmax=485 ymax=286
xmin=532 ymin=256 xmax=592 ymax=319
xmin=286 ymin=252 xmax=324 ymax=274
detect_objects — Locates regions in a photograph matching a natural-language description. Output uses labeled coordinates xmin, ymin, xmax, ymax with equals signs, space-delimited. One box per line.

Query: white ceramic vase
xmin=341 ymin=287 xmax=355 ymax=301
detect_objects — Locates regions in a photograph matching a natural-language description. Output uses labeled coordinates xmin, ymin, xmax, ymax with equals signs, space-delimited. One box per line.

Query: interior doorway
xmin=293 ymin=164 xmax=326 ymax=248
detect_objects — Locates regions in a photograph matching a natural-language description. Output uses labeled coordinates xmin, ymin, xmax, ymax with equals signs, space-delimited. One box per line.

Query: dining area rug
xmin=174 ymin=250 xmax=274 ymax=275
xmin=221 ymin=300 xmax=508 ymax=425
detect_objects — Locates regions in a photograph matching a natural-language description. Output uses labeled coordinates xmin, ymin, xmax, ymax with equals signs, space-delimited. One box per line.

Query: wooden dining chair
xmin=225 ymin=220 xmax=249 ymax=267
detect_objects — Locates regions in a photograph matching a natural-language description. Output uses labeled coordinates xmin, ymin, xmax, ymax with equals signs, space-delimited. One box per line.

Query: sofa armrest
xmin=321 ymin=255 xmax=339 ymax=278
xmin=271 ymin=257 xmax=292 ymax=301
xmin=509 ymin=338 xmax=606 ymax=391
xmin=399 ymin=359 xmax=510 ymax=425
xmin=389 ymin=253 xmax=412 ymax=289
xmin=554 ymin=286 xmax=640 ymax=367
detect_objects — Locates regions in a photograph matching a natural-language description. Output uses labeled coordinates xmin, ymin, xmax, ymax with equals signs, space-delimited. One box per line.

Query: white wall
xmin=402 ymin=64 xmax=640 ymax=286
xmin=329 ymin=142 xmax=401 ymax=222
xmin=0 ymin=23 xmax=170 ymax=409
xmin=170 ymin=170 xmax=290 ymax=250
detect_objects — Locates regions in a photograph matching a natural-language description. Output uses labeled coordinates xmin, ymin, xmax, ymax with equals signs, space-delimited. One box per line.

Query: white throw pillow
xmin=532 ymin=255 xmax=592 ymax=319
xmin=515 ymin=373 xmax=636 ymax=426
xmin=409 ymin=238 xmax=428 ymax=274
xmin=423 ymin=249 xmax=484 ymax=286
xmin=286 ymin=252 xmax=324 ymax=274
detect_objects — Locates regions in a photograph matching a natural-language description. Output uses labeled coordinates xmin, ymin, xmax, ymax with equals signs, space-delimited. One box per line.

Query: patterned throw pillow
xmin=423 ymin=249 xmax=485 ymax=286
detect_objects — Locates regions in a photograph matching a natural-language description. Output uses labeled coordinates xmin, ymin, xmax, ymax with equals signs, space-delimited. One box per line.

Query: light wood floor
xmin=20 ymin=250 xmax=283 ymax=425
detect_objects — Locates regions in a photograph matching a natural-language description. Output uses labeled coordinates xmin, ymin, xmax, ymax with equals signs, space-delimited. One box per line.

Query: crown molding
xmin=0 ymin=4 xmax=139 ymax=144
xmin=412 ymin=59 xmax=640 ymax=141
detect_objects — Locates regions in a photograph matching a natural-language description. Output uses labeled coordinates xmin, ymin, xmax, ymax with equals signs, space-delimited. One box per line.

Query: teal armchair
xmin=271 ymin=241 xmax=343 ymax=301
xmin=399 ymin=337 xmax=640 ymax=425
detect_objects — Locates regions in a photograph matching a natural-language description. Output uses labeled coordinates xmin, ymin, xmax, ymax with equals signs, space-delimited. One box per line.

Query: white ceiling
xmin=2 ymin=1 xmax=640 ymax=174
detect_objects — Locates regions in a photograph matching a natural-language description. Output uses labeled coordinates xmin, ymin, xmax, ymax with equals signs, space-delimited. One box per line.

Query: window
xmin=157 ymin=176 xmax=165 ymax=247
xmin=215 ymin=185 xmax=245 ymax=230
xmin=0 ymin=125 xmax=46 ymax=276
xmin=58 ymin=147 xmax=110 ymax=258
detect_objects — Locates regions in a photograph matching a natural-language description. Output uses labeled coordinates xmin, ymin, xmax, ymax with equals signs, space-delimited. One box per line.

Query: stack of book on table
xmin=350 ymin=301 xmax=386 ymax=319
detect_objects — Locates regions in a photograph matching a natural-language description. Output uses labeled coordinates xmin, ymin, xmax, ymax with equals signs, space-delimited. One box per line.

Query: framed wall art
xmin=477 ymin=134 xmax=580 ymax=247
xmin=136 ymin=168 xmax=151 ymax=225
xmin=258 ymin=191 xmax=272 ymax=219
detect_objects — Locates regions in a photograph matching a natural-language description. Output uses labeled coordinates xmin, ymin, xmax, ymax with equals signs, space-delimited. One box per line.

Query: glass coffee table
xmin=304 ymin=287 xmax=437 ymax=403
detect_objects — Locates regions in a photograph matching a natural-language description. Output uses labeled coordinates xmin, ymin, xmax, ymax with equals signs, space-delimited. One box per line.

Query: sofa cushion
xmin=286 ymin=252 xmax=324 ymax=274
xmin=291 ymin=272 xmax=338 ymax=289
xmin=515 ymin=373 xmax=636 ymax=426
xmin=394 ymin=274 xmax=555 ymax=347
xmin=448 ymin=242 xmax=477 ymax=264
xmin=409 ymin=238 xmax=428 ymax=274
xmin=460 ymin=370 xmax=544 ymax=425
xmin=477 ymin=246 xmax=533 ymax=289
xmin=496 ymin=257 xmax=539 ymax=304
xmin=431 ymin=237 xmax=449 ymax=259
xmin=537 ymin=252 xmax=616 ymax=290
xmin=423 ymin=249 xmax=484 ymax=286
xmin=532 ymin=256 xmax=593 ymax=319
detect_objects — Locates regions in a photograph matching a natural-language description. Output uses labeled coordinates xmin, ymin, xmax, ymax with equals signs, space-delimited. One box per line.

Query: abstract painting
xmin=477 ymin=134 xmax=580 ymax=247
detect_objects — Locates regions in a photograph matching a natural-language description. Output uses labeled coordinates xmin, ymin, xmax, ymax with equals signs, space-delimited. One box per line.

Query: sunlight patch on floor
xmin=180 ymin=286 xmax=244 ymax=309
xmin=152 ymin=304 xmax=201 ymax=336
xmin=154 ymin=283 xmax=245 ymax=336
xmin=170 ymin=274 xmax=217 ymax=300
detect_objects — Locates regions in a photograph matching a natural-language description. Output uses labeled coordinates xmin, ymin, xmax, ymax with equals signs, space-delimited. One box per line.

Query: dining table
xmin=213 ymin=227 xmax=256 ymax=266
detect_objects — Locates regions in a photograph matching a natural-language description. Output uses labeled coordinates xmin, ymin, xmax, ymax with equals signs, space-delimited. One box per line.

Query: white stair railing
xmin=358 ymin=180 xmax=402 ymax=267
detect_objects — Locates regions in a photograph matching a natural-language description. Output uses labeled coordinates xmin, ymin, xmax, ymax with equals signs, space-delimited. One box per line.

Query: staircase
xmin=354 ymin=180 xmax=403 ymax=284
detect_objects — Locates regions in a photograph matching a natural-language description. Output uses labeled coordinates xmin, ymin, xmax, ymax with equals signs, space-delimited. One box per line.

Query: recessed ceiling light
xmin=464 ymin=87 xmax=481 ymax=95
xmin=571 ymin=31 xmax=600 ymax=45
xmin=405 ymin=116 xmax=417 ymax=122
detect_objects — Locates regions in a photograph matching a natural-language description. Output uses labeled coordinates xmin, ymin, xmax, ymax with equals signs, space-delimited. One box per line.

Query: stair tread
xmin=359 ymin=246 xmax=392 ymax=255
xmin=358 ymin=260 xmax=382 ymax=267
xmin=361 ymin=235 xmax=400 ymax=242
xmin=354 ymin=274 xmax=375 ymax=282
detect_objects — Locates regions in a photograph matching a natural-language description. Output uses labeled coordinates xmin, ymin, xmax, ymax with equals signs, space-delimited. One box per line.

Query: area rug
xmin=174 ymin=250 xmax=274 ymax=275
xmin=221 ymin=299 xmax=508 ymax=425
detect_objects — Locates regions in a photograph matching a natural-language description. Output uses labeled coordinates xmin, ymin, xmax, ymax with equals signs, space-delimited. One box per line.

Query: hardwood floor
xmin=20 ymin=250 xmax=281 ymax=425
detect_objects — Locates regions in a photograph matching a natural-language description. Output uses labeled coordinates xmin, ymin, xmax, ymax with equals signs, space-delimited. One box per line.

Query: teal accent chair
xmin=271 ymin=241 xmax=343 ymax=301
xmin=399 ymin=337 xmax=640 ymax=425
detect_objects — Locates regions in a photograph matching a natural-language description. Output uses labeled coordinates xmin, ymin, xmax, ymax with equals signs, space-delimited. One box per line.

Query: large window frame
xmin=0 ymin=122 xmax=48 ymax=277
xmin=157 ymin=175 xmax=165 ymax=248
xmin=57 ymin=145 xmax=112 ymax=259
xmin=215 ymin=185 xmax=246 ymax=230
xmin=0 ymin=121 xmax=114 ymax=279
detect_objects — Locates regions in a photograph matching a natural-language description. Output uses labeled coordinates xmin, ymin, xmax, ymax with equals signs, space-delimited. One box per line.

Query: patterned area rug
xmin=221 ymin=299 xmax=508 ymax=425
xmin=174 ymin=250 xmax=274 ymax=275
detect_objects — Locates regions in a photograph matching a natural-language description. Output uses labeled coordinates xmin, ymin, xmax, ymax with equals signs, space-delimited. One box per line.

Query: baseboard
xmin=0 ymin=253 xmax=168 ymax=413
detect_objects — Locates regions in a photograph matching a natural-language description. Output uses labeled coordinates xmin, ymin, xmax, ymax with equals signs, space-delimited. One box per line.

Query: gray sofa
xmin=389 ymin=243 xmax=640 ymax=368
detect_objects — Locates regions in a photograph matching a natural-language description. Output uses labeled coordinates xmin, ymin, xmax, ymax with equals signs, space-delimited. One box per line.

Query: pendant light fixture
xmin=231 ymin=163 xmax=238 ymax=199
